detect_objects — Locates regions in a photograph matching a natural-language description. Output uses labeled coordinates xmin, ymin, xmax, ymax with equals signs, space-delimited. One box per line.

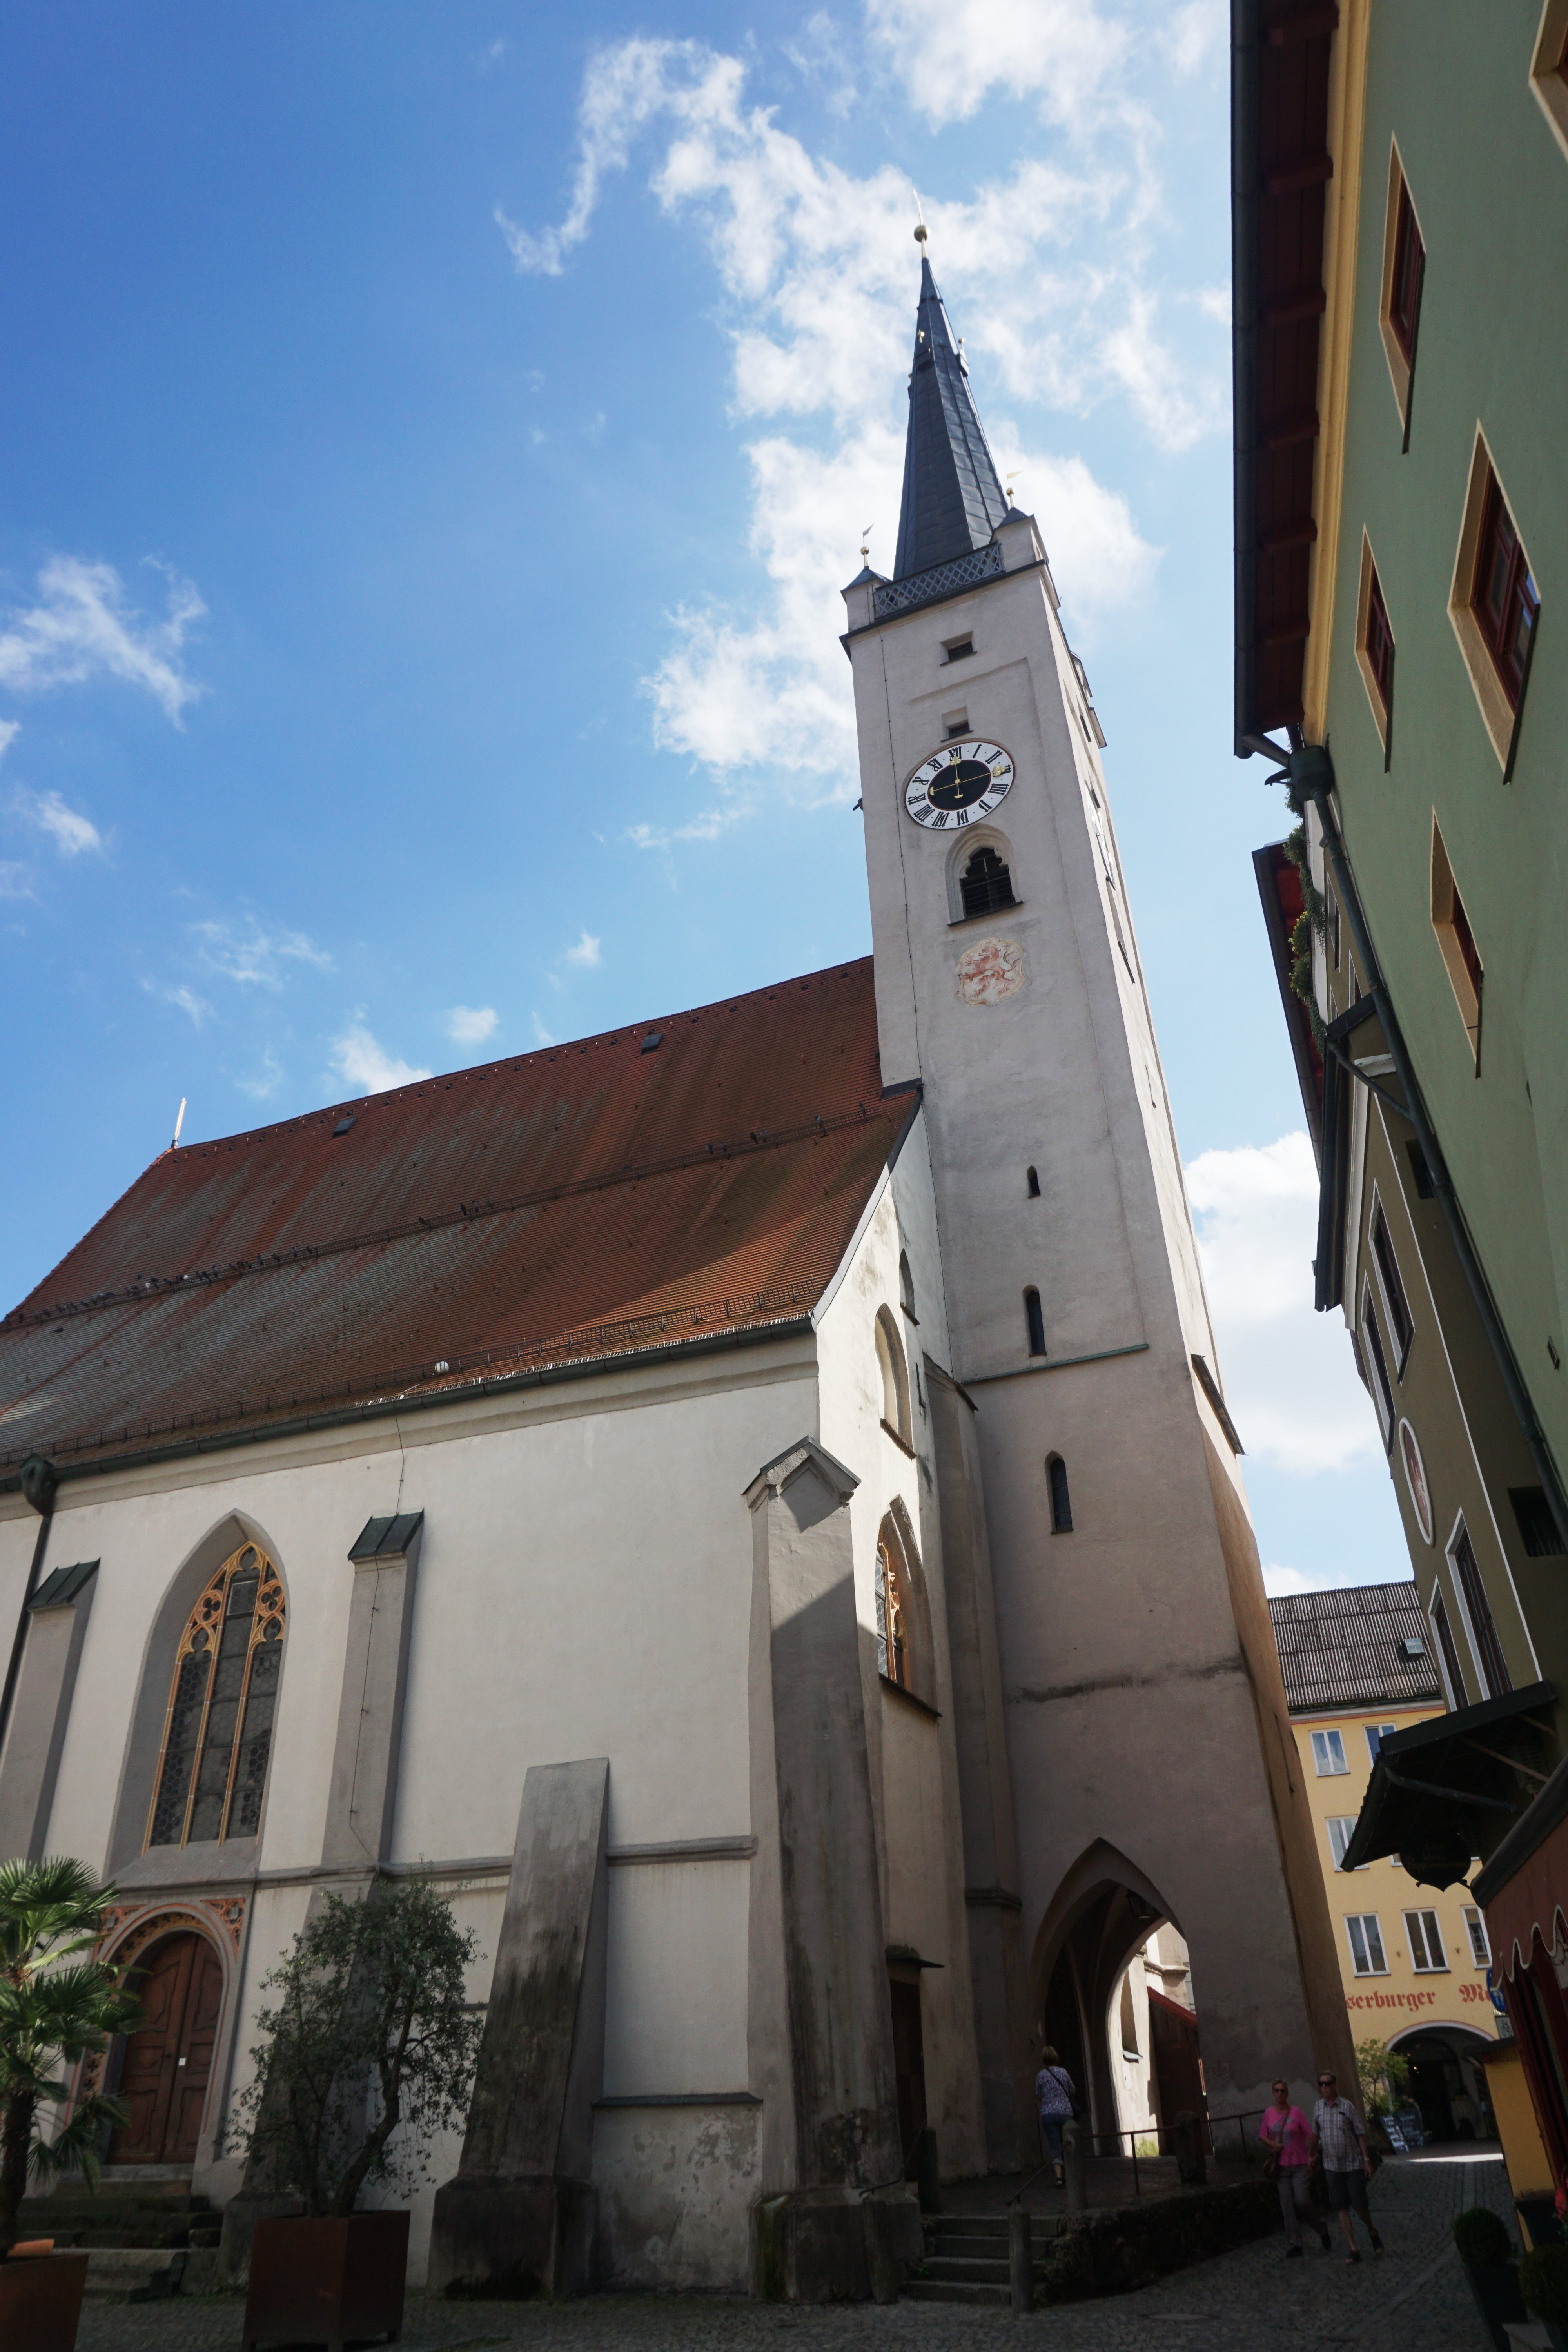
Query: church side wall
xmin=9 ymin=1339 xmax=822 ymax=2289
xmin=814 ymin=1125 xmax=988 ymax=2182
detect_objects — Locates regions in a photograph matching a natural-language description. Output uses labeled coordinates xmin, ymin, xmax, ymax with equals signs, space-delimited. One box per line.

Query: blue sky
xmin=0 ymin=0 xmax=1408 ymax=1590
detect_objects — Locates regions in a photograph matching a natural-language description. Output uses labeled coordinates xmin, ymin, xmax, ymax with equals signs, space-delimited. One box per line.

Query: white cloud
xmin=563 ymin=931 xmax=601 ymax=968
xmin=782 ymin=11 xmax=858 ymax=115
xmin=0 ymin=862 xmax=33 ymax=900
xmin=329 ymin=1018 xmax=432 ymax=1096
xmin=10 ymin=786 xmax=104 ymax=857
xmin=0 ymin=555 xmax=204 ymax=723
xmin=446 ymin=1004 xmax=499 ymax=1044
xmin=191 ymin=915 xmax=332 ymax=989
xmin=865 ymin=0 xmax=1127 ymax=127
xmin=1162 ymin=0 xmax=1227 ymax=76
xmin=504 ymin=34 xmax=1193 ymax=822
xmin=531 ymin=1012 xmax=556 ymax=1046
xmin=1186 ymin=1131 xmax=1383 ymax=1478
xmin=1262 ymin=1564 xmax=1309 ymax=1600
xmin=142 ymin=979 xmax=212 ymax=1028
xmin=237 ymin=1046 xmax=284 ymax=1100
xmin=0 ymin=720 xmax=18 ymax=765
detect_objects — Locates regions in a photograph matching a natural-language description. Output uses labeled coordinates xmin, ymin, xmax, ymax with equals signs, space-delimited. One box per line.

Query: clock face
xmin=904 ymin=737 xmax=1014 ymax=830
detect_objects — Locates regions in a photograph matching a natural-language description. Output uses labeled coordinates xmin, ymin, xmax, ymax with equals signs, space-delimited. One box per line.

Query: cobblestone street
xmin=76 ymin=2150 xmax=1514 ymax=2352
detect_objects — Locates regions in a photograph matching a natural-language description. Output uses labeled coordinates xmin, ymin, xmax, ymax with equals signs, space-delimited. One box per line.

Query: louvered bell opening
xmin=960 ymin=847 xmax=1015 ymax=919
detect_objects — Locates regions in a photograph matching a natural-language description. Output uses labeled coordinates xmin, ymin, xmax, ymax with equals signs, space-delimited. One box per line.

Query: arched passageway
xmin=1031 ymin=1842 xmax=1205 ymax=2155
xmin=1389 ymin=2024 xmax=1499 ymax=2143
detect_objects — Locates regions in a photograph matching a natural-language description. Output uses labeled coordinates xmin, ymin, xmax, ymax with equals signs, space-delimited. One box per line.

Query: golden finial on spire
xmin=913 ymin=189 xmax=928 ymax=248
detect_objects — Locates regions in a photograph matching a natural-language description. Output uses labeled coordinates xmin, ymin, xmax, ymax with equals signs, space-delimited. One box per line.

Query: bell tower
xmin=841 ymin=242 xmax=1357 ymax=2139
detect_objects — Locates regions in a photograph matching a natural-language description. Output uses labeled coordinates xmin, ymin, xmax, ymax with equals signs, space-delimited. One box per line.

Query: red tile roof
xmin=0 ymin=960 xmax=907 ymax=1474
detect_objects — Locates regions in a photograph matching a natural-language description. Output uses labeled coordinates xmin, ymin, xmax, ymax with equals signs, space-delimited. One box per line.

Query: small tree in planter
xmin=227 ymin=1879 xmax=482 ymax=2347
xmin=0 ymin=1859 xmax=143 ymax=2350
xmin=1454 ymin=2207 xmax=1526 ymax=2352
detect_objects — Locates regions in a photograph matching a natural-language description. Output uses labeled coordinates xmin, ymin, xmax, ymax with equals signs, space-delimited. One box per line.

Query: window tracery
xmin=877 ymin=1535 xmax=909 ymax=1690
xmin=147 ymin=1541 xmax=287 ymax=1851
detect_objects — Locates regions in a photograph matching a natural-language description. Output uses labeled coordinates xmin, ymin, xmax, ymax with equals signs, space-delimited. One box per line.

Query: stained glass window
xmin=147 ymin=1541 xmax=287 ymax=1849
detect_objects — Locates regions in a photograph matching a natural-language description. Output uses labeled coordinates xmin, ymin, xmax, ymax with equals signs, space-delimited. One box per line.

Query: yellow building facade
xmin=1271 ymin=1583 xmax=1502 ymax=2140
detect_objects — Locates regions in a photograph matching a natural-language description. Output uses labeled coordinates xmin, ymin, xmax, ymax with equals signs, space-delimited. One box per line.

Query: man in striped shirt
xmin=1312 ymin=2070 xmax=1383 ymax=2263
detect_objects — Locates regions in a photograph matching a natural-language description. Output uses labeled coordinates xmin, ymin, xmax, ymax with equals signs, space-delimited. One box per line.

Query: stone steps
xmin=17 ymin=2180 xmax=218 ymax=2252
xmin=82 ymin=2247 xmax=220 ymax=2301
xmin=905 ymin=2213 xmax=1052 ymax=2306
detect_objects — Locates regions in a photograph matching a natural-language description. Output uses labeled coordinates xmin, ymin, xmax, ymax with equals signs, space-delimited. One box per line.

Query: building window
xmin=1431 ymin=1589 xmax=1469 ymax=1710
xmin=148 ymin=1539 xmax=287 ymax=1850
xmin=874 ymin=1513 xmax=930 ymax=1702
xmin=1365 ymin=1723 xmax=1398 ymax=1763
xmin=1405 ymin=1909 xmax=1449 ymax=1973
xmin=1474 ymin=475 xmax=1540 ymax=707
xmin=1430 ymin=820 xmax=1483 ymax=1063
xmin=1370 ymin=1204 xmax=1414 ymax=1373
xmin=899 ymin=1249 xmax=917 ymax=1321
xmin=1346 ymin=1915 xmax=1389 ymax=1977
xmin=1024 ymin=1288 xmax=1047 ymax=1357
xmin=1378 ymin=143 xmax=1425 ymax=431
xmin=1360 ymin=1284 xmax=1396 ymax=1448
xmin=1449 ymin=1517 xmax=1512 ymax=1700
xmin=1312 ymin=1729 xmax=1349 ymax=1777
xmin=1325 ymin=877 xmax=1341 ymax=973
xmin=1464 ymin=1906 xmax=1492 ymax=1968
xmin=876 ymin=1535 xmax=908 ymax=1688
xmin=1529 ymin=2 xmax=1568 ymax=170
xmin=1511 ymin=1487 xmax=1567 ymax=1559
xmin=1047 ymin=1454 xmax=1073 ymax=1534
xmin=1026 ymin=1165 xmax=1040 ymax=1198
xmin=1448 ymin=432 xmax=1539 ymax=775
xmin=1356 ymin=537 xmax=1396 ymax=755
xmin=960 ymin=845 xmax=1016 ymax=918
xmin=875 ymin=1307 xmax=913 ymax=1446
xmin=1327 ymin=1817 xmax=1366 ymax=1872
xmin=942 ymin=633 xmax=975 ymax=662
xmin=1388 ymin=178 xmax=1425 ymax=363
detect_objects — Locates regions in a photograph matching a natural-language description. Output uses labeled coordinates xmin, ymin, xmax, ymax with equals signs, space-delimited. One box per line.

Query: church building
xmin=0 ymin=248 xmax=1354 ymax=2296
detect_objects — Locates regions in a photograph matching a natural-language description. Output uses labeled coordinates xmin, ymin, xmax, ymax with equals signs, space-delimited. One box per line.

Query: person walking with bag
xmin=1312 ymin=2069 xmax=1383 ymax=2262
xmin=1035 ymin=2045 xmax=1076 ymax=2189
xmin=1261 ymin=2076 xmax=1331 ymax=2256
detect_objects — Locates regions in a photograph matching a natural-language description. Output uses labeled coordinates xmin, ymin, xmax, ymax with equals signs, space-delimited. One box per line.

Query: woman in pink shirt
xmin=1261 ymin=2078 xmax=1331 ymax=2256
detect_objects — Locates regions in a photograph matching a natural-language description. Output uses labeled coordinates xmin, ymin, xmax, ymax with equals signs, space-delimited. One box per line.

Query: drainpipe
xmin=0 ymin=1454 xmax=59 ymax=1763
xmin=1257 ymin=735 xmax=1568 ymax=1557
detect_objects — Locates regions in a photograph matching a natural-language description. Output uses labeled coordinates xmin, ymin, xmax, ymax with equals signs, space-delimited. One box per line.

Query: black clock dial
xmin=927 ymin=757 xmax=993 ymax=810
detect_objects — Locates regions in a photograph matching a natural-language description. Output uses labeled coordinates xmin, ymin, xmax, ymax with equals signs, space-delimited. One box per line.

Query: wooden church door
xmin=111 ymin=1933 xmax=224 ymax=2165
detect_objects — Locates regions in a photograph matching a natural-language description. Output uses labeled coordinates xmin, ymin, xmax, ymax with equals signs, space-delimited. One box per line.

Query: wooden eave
xmin=1232 ymin=0 xmax=1341 ymax=750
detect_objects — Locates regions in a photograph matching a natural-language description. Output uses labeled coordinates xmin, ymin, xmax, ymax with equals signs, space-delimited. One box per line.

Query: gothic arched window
xmin=961 ymin=845 xmax=1015 ymax=919
xmin=876 ymin=1307 xmax=913 ymax=1445
xmin=147 ymin=1540 xmax=287 ymax=1850
xmin=877 ymin=1533 xmax=909 ymax=1690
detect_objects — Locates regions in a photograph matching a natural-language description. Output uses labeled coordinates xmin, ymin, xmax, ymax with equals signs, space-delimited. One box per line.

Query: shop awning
xmin=1474 ymin=1747 xmax=1568 ymax=1978
xmin=1340 ymin=1682 xmax=1557 ymax=1884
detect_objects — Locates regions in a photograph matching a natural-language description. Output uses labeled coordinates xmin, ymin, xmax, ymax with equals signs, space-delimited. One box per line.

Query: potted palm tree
xmin=0 ymin=1858 xmax=144 ymax=2352
xmin=228 ymin=1878 xmax=482 ymax=2350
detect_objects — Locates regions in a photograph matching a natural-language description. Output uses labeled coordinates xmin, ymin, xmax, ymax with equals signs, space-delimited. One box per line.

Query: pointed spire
xmin=892 ymin=249 xmax=1008 ymax=581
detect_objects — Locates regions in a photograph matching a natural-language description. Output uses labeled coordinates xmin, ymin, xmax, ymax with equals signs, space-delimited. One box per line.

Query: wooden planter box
xmin=0 ymin=2249 xmax=89 ymax=2352
xmin=242 ymin=2210 xmax=409 ymax=2352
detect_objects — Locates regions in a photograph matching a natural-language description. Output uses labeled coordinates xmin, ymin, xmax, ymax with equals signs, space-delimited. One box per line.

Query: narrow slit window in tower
xmin=1047 ymin=1454 xmax=1073 ymax=1533
xmin=1026 ymin=1166 xmax=1040 ymax=1197
xmin=1025 ymin=1289 xmax=1047 ymax=1357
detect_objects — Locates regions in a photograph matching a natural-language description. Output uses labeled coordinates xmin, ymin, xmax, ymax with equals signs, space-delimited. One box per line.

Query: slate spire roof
xmin=892 ymin=255 xmax=1009 ymax=581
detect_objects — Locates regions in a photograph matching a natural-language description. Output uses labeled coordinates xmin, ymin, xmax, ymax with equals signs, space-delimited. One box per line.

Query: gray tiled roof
xmin=1268 ymin=1580 xmax=1443 ymax=1714
xmin=893 ymin=257 xmax=1009 ymax=581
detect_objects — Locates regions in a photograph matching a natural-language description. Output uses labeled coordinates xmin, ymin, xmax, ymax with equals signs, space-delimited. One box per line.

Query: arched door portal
xmin=110 ymin=1931 xmax=223 ymax=2165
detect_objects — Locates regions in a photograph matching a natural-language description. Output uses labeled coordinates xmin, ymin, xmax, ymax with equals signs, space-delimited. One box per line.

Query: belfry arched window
xmin=147 ymin=1539 xmax=287 ymax=1849
xmin=961 ymin=845 xmax=1015 ymax=918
